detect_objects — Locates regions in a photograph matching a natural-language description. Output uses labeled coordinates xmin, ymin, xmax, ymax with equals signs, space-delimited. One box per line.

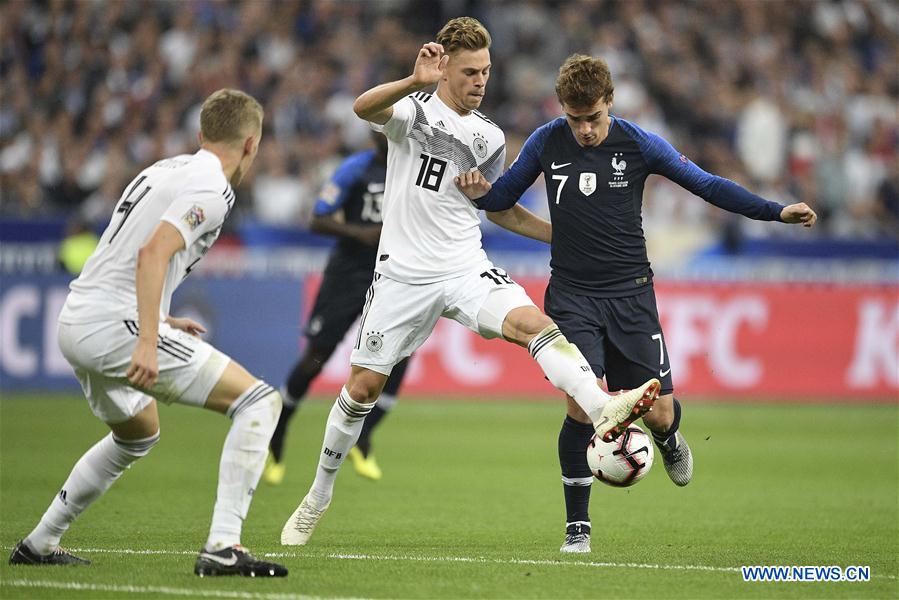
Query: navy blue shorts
xmin=305 ymin=256 xmax=374 ymax=350
xmin=544 ymin=283 xmax=674 ymax=395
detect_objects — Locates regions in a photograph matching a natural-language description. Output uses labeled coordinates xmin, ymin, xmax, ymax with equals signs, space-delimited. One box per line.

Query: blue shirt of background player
xmin=314 ymin=149 xmax=386 ymax=266
xmin=474 ymin=116 xmax=787 ymax=297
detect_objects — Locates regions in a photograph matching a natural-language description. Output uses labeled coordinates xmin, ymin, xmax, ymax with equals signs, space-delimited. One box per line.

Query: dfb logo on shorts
xmin=365 ymin=332 xmax=384 ymax=352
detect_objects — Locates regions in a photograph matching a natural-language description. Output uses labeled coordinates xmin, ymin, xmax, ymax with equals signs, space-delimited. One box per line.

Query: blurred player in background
xmin=456 ymin=54 xmax=818 ymax=553
xmin=264 ymin=133 xmax=411 ymax=485
xmin=8 ymin=89 xmax=288 ymax=578
xmin=280 ymin=18 xmax=660 ymax=548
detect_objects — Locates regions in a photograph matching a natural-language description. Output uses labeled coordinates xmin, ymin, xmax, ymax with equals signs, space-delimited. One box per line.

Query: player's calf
xmin=21 ymin=430 xmax=160 ymax=558
xmin=205 ymin=382 xmax=281 ymax=551
xmin=526 ymin=324 xmax=609 ymax=422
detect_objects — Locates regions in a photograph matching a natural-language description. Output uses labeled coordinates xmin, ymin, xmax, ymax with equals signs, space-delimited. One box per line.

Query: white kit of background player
xmin=10 ymin=90 xmax=288 ymax=578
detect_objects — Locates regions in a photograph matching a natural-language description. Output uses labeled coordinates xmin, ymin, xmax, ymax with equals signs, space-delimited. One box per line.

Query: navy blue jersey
xmin=477 ymin=117 xmax=786 ymax=297
xmin=315 ymin=149 xmax=386 ymax=265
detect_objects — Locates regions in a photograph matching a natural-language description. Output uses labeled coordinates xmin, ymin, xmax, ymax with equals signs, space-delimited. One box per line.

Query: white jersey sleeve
xmin=161 ymin=183 xmax=229 ymax=249
xmin=370 ymin=96 xmax=415 ymax=142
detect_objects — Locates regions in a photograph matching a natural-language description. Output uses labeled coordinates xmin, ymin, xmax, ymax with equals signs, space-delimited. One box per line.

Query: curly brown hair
xmin=555 ymin=54 xmax=614 ymax=109
xmin=436 ymin=17 xmax=491 ymax=53
xmin=200 ymin=89 xmax=264 ymax=144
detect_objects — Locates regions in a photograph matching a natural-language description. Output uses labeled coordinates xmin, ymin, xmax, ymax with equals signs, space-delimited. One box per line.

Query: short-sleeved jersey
xmin=314 ymin=149 xmax=386 ymax=268
xmin=59 ymin=149 xmax=234 ymax=324
xmin=370 ymin=91 xmax=506 ymax=283
xmin=479 ymin=116 xmax=785 ymax=297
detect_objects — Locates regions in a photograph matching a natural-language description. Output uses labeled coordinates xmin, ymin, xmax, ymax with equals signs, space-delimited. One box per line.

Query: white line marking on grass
xmin=271 ymin=551 xmax=743 ymax=574
xmin=70 ymin=547 xmax=197 ymax=555
xmin=65 ymin=547 xmax=899 ymax=581
xmin=1 ymin=579 xmax=355 ymax=600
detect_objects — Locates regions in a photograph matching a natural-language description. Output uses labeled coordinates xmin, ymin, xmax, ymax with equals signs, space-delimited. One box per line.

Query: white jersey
xmin=371 ymin=91 xmax=506 ymax=283
xmin=59 ymin=149 xmax=234 ymax=324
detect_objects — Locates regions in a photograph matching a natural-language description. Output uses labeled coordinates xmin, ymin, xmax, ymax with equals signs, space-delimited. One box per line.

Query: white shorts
xmin=350 ymin=261 xmax=536 ymax=375
xmin=57 ymin=319 xmax=231 ymax=424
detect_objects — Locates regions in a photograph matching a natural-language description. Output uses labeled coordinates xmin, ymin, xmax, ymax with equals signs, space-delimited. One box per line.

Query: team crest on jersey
xmin=609 ymin=152 xmax=629 ymax=188
xmin=472 ymin=133 xmax=488 ymax=158
xmin=579 ymin=172 xmax=597 ymax=196
xmin=182 ymin=205 xmax=205 ymax=230
xmin=365 ymin=331 xmax=384 ymax=352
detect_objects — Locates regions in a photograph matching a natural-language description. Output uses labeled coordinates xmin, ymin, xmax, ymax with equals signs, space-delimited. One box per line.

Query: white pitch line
xmin=265 ymin=552 xmax=899 ymax=581
xmin=273 ymin=551 xmax=743 ymax=574
xmin=63 ymin=546 xmax=899 ymax=580
xmin=1 ymin=579 xmax=360 ymax=600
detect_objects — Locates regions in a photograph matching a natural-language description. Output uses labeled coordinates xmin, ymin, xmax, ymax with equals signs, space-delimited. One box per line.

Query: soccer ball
xmin=587 ymin=425 xmax=654 ymax=487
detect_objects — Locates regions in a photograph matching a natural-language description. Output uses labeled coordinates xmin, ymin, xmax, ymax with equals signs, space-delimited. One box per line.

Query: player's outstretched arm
xmin=127 ymin=221 xmax=185 ymax=390
xmin=486 ymin=204 xmax=552 ymax=244
xmin=353 ymin=42 xmax=448 ymax=125
xmin=780 ymin=202 xmax=818 ymax=227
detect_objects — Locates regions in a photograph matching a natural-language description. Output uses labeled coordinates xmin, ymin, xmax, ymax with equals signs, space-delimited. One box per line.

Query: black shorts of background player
xmin=264 ymin=134 xmax=410 ymax=484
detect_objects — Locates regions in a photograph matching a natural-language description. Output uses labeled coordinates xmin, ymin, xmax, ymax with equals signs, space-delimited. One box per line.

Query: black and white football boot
xmin=194 ymin=545 xmax=287 ymax=577
xmin=8 ymin=540 xmax=90 ymax=566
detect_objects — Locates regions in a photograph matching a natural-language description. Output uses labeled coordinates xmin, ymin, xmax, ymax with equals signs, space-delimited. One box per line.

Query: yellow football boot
xmin=348 ymin=446 xmax=382 ymax=481
xmin=262 ymin=453 xmax=286 ymax=486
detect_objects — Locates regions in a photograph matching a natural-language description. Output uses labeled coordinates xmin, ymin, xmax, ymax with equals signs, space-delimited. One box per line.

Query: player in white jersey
xmin=9 ymin=90 xmax=288 ymax=578
xmin=281 ymin=17 xmax=661 ymax=547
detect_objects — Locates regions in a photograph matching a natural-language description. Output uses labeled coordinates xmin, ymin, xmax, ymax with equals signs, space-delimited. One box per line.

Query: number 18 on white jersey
xmin=371 ymin=92 xmax=506 ymax=284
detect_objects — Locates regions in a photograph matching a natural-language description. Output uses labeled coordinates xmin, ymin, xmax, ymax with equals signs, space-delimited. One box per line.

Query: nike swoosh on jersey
xmin=199 ymin=552 xmax=238 ymax=566
xmin=551 ymin=162 xmax=572 ymax=169
xmin=660 ymin=368 xmax=671 ymax=377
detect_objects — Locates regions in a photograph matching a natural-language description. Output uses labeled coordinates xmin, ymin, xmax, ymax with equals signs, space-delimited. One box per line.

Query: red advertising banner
xmin=309 ymin=278 xmax=898 ymax=401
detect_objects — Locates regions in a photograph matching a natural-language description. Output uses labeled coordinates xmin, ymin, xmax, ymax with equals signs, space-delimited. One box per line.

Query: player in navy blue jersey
xmin=456 ymin=54 xmax=817 ymax=553
xmin=264 ymin=134 xmax=410 ymax=485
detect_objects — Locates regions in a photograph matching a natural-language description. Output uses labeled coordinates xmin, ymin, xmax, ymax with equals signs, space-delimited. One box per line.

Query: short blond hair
xmin=199 ymin=89 xmax=264 ymax=144
xmin=436 ymin=17 xmax=491 ymax=53
xmin=555 ymin=54 xmax=614 ymax=109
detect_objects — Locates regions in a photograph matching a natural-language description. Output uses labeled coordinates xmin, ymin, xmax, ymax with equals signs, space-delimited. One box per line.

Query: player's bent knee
xmin=346 ymin=368 xmax=387 ymax=404
xmin=346 ymin=380 xmax=379 ymax=404
xmin=227 ymin=380 xmax=282 ymax=423
xmin=502 ymin=306 xmax=553 ymax=345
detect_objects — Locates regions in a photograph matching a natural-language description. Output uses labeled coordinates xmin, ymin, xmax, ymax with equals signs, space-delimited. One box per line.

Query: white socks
xmin=26 ymin=431 xmax=159 ymax=555
xmin=205 ymin=382 xmax=282 ymax=551
xmin=528 ymin=324 xmax=610 ymax=423
xmin=308 ymin=387 xmax=373 ymax=507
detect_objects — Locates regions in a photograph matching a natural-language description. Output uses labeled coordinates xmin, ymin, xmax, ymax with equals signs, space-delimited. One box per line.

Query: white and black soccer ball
xmin=586 ymin=424 xmax=654 ymax=487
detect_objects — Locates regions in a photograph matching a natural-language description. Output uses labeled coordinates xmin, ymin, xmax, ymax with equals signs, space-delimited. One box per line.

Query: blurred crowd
xmin=1 ymin=0 xmax=897 ymax=241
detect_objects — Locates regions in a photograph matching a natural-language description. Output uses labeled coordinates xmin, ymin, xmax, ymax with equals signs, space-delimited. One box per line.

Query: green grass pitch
xmin=1 ymin=394 xmax=896 ymax=599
